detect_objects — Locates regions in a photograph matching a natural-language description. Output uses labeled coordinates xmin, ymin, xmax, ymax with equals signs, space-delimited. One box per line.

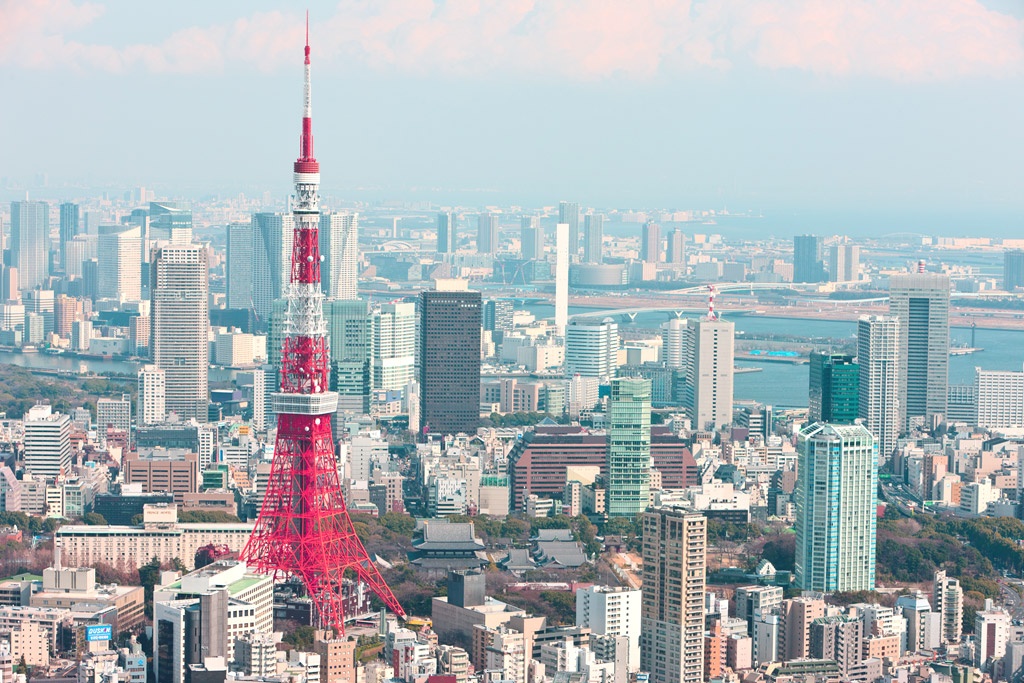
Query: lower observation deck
xmin=271 ymin=391 xmax=339 ymax=416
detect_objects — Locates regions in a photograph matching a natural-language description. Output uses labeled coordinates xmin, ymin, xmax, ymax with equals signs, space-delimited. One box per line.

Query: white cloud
xmin=1 ymin=0 xmax=1021 ymax=79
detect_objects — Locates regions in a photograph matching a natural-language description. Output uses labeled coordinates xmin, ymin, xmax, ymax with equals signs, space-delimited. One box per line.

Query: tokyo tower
xmin=241 ymin=19 xmax=405 ymax=634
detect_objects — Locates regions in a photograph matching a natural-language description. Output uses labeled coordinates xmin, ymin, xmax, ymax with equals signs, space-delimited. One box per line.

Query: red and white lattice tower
xmin=241 ymin=19 xmax=405 ymax=634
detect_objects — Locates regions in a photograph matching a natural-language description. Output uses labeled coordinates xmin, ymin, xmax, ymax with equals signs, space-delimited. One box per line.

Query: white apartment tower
xmin=138 ymin=364 xmax=167 ymax=426
xmin=641 ymin=508 xmax=707 ymax=683
xmin=933 ymin=570 xmax=963 ymax=644
xmin=794 ymin=422 xmax=878 ymax=593
xmin=320 ymin=211 xmax=358 ymax=300
xmin=683 ymin=317 xmax=735 ymax=431
xmin=251 ymin=213 xmax=294 ymax=320
xmin=974 ymin=367 xmax=1024 ymax=429
xmin=857 ymin=315 xmax=901 ymax=459
xmin=23 ymin=405 xmax=72 ymax=481
xmin=96 ymin=396 xmax=131 ymax=436
xmin=151 ymin=246 xmax=209 ymax=422
xmin=565 ymin=317 xmax=618 ymax=379
xmin=889 ymin=272 xmax=950 ymax=429
xmin=97 ymin=227 xmax=142 ymax=302
xmin=576 ymin=586 xmax=641 ymax=671
xmin=371 ymin=302 xmax=416 ymax=392
xmin=661 ymin=318 xmax=685 ymax=368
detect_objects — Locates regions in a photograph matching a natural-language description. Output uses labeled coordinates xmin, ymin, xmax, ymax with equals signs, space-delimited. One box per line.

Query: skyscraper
xmin=558 ymin=201 xmax=580 ymax=259
xmin=933 ymin=570 xmax=963 ymax=644
xmin=477 ymin=213 xmax=498 ymax=255
xmin=555 ymin=222 xmax=569 ymax=337
xmin=151 ymin=245 xmax=209 ymax=421
xmin=794 ymin=422 xmax=877 ymax=593
xmin=138 ymin=364 xmax=167 ymax=426
xmin=584 ymin=214 xmax=604 ymax=264
xmin=565 ymin=318 xmax=618 ymax=379
xmin=252 ymin=212 xmax=294 ymax=320
xmin=149 ymin=201 xmax=193 ymax=243
xmin=320 ymin=211 xmax=358 ymax=300
xmin=607 ymin=378 xmax=652 ymax=518
xmin=226 ymin=222 xmax=254 ymax=311
xmin=889 ymin=272 xmax=950 ymax=429
xmin=23 ymin=404 xmax=72 ymax=481
xmin=667 ymin=229 xmax=685 ymax=265
xmin=661 ymin=318 xmax=685 ymax=368
xmin=857 ymin=315 xmax=901 ymax=459
xmin=793 ymin=235 xmax=824 ymax=283
xmin=59 ymin=202 xmax=80 ymax=270
xmin=437 ymin=212 xmax=457 ymax=254
xmin=827 ymin=244 xmax=860 ymax=282
xmin=325 ymin=299 xmax=371 ymax=413
xmin=370 ymin=302 xmax=416 ymax=392
xmin=10 ymin=201 xmax=50 ymax=292
xmin=482 ymin=299 xmax=514 ymax=334
xmin=417 ymin=281 xmax=481 ymax=436
xmin=808 ymin=353 xmax=859 ymax=423
xmin=98 ymin=227 xmax=142 ymax=302
xmin=520 ymin=216 xmax=544 ymax=261
xmin=641 ymin=507 xmax=706 ymax=683
xmin=641 ymin=221 xmax=661 ymax=264
xmin=1004 ymin=250 xmax=1024 ymax=291
xmin=683 ymin=317 xmax=734 ymax=431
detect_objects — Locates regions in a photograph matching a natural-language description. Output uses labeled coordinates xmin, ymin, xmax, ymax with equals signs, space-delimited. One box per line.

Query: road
xmin=999 ymin=580 xmax=1024 ymax=620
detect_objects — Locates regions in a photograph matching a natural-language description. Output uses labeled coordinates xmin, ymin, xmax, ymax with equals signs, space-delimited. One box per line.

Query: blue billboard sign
xmin=85 ymin=624 xmax=112 ymax=642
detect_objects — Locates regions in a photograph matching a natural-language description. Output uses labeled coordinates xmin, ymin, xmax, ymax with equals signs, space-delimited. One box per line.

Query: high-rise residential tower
xmin=226 ymin=222 xmax=254 ymax=310
xmin=933 ymin=570 xmax=963 ymax=644
xmin=793 ymin=235 xmax=824 ymax=283
xmin=607 ymin=378 xmax=652 ymax=518
xmin=808 ymin=353 xmax=859 ymax=423
xmin=641 ymin=221 xmax=661 ymax=264
xmin=520 ymin=216 xmax=544 ymax=261
xmin=324 ymin=299 xmax=371 ymax=413
xmin=794 ymin=422 xmax=877 ymax=593
xmin=437 ymin=212 xmax=457 ymax=254
xmin=857 ymin=315 xmax=901 ymax=459
xmin=477 ymin=213 xmax=498 ymax=255
xmin=151 ymin=245 xmax=209 ymax=421
xmin=1004 ymin=250 xmax=1024 ymax=291
xmin=138 ymin=364 xmax=167 ymax=426
xmin=683 ymin=317 xmax=734 ymax=431
xmin=371 ymin=302 xmax=416 ymax=392
xmin=584 ymin=214 xmax=604 ymax=264
xmin=558 ymin=201 xmax=580 ymax=258
xmin=251 ymin=212 xmax=294 ymax=320
xmin=641 ymin=507 xmax=707 ymax=683
xmin=667 ymin=229 xmax=685 ymax=265
xmin=828 ymin=243 xmax=860 ymax=282
xmin=10 ymin=201 xmax=50 ymax=292
xmin=417 ymin=280 xmax=481 ymax=436
xmin=565 ymin=317 xmax=618 ymax=379
xmin=98 ymin=227 xmax=142 ymax=302
xmin=320 ymin=211 xmax=358 ymax=300
xmin=889 ymin=271 xmax=950 ymax=429
xmin=59 ymin=202 xmax=80 ymax=270
xmin=23 ymin=404 xmax=72 ymax=481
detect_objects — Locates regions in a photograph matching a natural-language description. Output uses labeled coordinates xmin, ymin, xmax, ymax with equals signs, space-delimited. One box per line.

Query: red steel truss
xmin=240 ymin=21 xmax=405 ymax=634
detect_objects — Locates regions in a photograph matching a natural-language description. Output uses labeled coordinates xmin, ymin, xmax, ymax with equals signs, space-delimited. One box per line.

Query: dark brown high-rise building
xmin=417 ymin=282 xmax=481 ymax=436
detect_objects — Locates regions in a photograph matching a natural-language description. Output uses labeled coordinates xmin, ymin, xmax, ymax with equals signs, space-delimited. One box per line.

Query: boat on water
xmin=44 ymin=348 xmax=65 ymax=355
xmin=950 ymin=346 xmax=983 ymax=356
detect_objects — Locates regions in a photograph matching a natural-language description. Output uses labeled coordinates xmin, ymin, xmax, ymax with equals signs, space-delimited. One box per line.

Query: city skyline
xmin=1 ymin=1 xmax=1022 ymax=228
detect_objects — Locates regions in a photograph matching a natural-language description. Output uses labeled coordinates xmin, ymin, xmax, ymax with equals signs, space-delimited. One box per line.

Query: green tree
xmin=379 ymin=512 xmax=416 ymax=537
xmin=283 ymin=625 xmax=317 ymax=651
xmin=83 ymin=512 xmax=108 ymax=526
xmin=539 ymin=591 xmax=577 ymax=624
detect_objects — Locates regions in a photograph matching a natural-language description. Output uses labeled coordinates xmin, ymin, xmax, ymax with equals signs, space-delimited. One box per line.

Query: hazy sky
xmin=2 ymin=0 xmax=1023 ymax=219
